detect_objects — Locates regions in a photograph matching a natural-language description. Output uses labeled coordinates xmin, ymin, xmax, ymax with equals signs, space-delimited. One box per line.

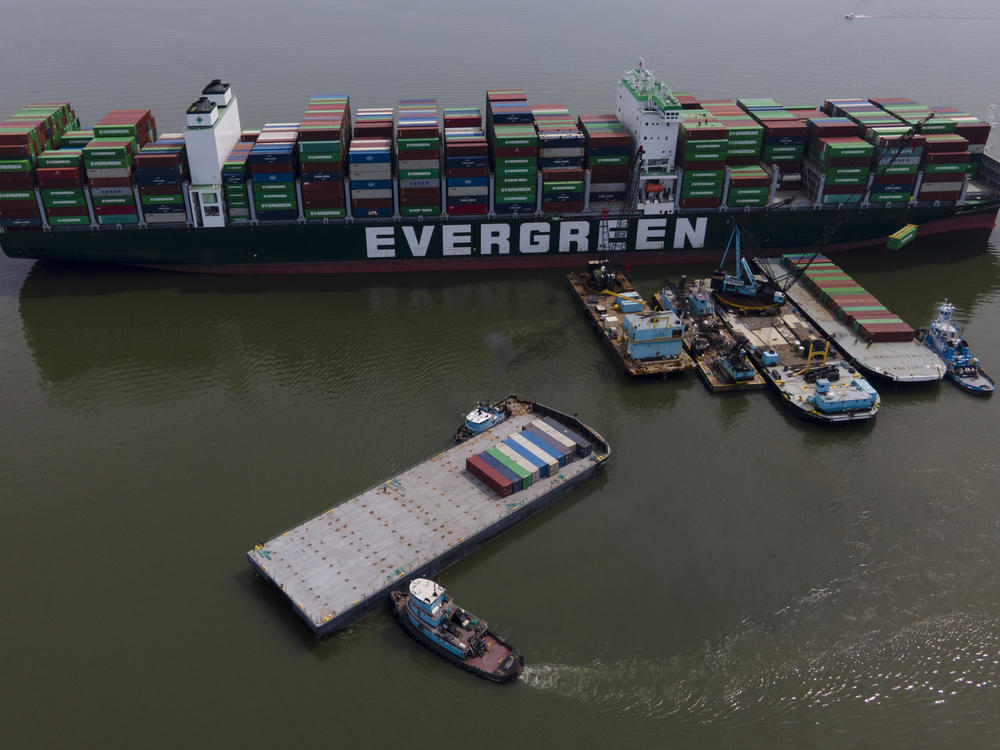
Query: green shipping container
xmin=399 ymin=169 xmax=440 ymax=179
xmin=400 ymin=206 xmax=441 ymax=217
xmin=48 ymin=215 xmax=91 ymax=226
xmin=305 ymin=208 xmax=347 ymax=219
xmin=141 ymin=194 xmax=185 ymax=206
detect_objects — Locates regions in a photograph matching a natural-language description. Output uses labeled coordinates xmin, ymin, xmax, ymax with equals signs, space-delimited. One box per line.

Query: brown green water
xmin=2 ymin=1 xmax=1000 ymax=746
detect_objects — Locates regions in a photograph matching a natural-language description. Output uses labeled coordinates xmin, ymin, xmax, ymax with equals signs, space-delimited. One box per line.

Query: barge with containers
xmin=247 ymin=396 xmax=609 ymax=637
xmin=759 ymin=255 xmax=946 ymax=382
xmin=2 ymin=65 xmax=999 ymax=274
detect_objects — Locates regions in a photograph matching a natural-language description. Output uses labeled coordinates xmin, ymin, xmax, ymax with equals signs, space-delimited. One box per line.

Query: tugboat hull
xmin=391 ymin=591 xmax=524 ymax=683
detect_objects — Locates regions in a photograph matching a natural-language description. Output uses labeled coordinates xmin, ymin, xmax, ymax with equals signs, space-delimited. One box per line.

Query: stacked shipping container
xmin=578 ymin=115 xmax=631 ymax=211
xmin=250 ymin=124 xmax=299 ymax=221
xmin=677 ymin=115 xmax=727 ymax=208
xmin=37 ymin=148 xmax=89 ymax=226
xmin=396 ymin=99 xmax=441 ymax=217
xmin=443 ymin=108 xmax=488 ymax=216
xmin=487 ymin=91 xmax=537 ymax=214
xmin=801 ymin=135 xmax=874 ymax=205
xmin=299 ymin=96 xmax=349 ymax=219
xmin=533 ymin=104 xmax=585 ymax=213
xmin=464 ymin=419 xmax=584 ymax=497
xmin=0 ymin=102 xmax=80 ymax=228
xmin=222 ymin=141 xmax=253 ymax=222
xmin=135 ymin=134 xmax=188 ymax=224
xmin=783 ymin=254 xmax=915 ymax=343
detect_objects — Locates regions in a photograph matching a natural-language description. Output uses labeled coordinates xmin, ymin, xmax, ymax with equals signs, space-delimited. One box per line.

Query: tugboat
xmin=391 ymin=579 xmax=524 ymax=683
xmin=455 ymin=400 xmax=509 ymax=442
xmin=918 ymin=301 xmax=995 ymax=394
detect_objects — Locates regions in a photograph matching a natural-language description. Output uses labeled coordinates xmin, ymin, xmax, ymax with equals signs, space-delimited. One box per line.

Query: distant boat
xmin=918 ymin=301 xmax=995 ymax=394
xmin=845 ymin=12 xmax=856 ymax=20
xmin=391 ymin=579 xmax=524 ymax=683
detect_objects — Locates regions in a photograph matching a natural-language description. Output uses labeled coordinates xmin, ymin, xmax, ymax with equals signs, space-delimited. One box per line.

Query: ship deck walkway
xmin=248 ymin=410 xmax=607 ymax=636
xmin=758 ymin=258 xmax=945 ymax=383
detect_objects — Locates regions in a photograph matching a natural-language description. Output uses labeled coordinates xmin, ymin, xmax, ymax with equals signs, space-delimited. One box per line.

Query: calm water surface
xmin=2 ymin=1 xmax=999 ymax=747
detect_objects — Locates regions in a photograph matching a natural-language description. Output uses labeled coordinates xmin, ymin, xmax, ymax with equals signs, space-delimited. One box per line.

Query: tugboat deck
xmin=248 ymin=408 xmax=608 ymax=637
xmin=758 ymin=258 xmax=945 ymax=383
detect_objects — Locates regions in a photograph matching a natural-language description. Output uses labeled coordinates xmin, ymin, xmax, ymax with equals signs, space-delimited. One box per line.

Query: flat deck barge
xmin=757 ymin=258 xmax=945 ymax=382
xmin=248 ymin=399 xmax=609 ymax=637
xmin=567 ymin=271 xmax=693 ymax=377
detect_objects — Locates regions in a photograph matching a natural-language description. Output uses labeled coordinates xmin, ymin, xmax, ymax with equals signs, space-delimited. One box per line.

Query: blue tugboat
xmin=391 ymin=579 xmax=524 ymax=683
xmin=919 ymin=301 xmax=995 ymax=394
xmin=455 ymin=399 xmax=509 ymax=442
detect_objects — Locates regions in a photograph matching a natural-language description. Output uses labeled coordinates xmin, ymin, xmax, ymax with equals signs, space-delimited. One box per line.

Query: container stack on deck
xmin=725 ymin=165 xmax=771 ymax=207
xmin=222 ymin=141 xmax=253 ymax=222
xmin=783 ymin=254 xmax=915 ymax=343
xmin=0 ymin=102 xmax=82 ymax=227
xmin=801 ymin=135 xmax=874 ymax=205
xmin=350 ymin=107 xmax=394 ymax=219
xmin=250 ymin=124 xmax=299 ymax=221
xmin=532 ymin=104 xmax=585 ymax=213
xmin=487 ymin=91 xmax=537 ymax=214
xmin=35 ymin=148 xmax=88 ymax=226
xmin=578 ymin=114 xmax=632 ymax=212
xmin=701 ymin=100 xmax=764 ymax=167
xmin=135 ymin=134 xmax=188 ymax=224
xmin=929 ymin=107 xmax=990 ymax=179
xmin=739 ymin=99 xmax=806 ymax=188
xmin=916 ymin=133 xmax=969 ymax=203
xmin=465 ymin=417 xmax=589 ymax=497
xmin=84 ymin=108 xmax=154 ymax=225
xmin=396 ymin=99 xmax=441 ymax=217
xmin=443 ymin=108 xmax=488 ymax=216
xmin=298 ymin=96 xmax=349 ymax=220
xmin=677 ymin=115 xmax=727 ymax=209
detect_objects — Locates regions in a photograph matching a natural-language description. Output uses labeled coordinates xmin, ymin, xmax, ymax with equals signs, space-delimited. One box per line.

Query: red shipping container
xmin=678 ymin=197 xmax=722 ymax=208
xmin=88 ymin=177 xmax=133 ymax=188
xmin=138 ymin=184 xmax=183 ymax=196
xmin=395 ymin=148 xmax=439 ymax=161
xmin=589 ymin=165 xmax=629 ymax=181
xmin=351 ymin=197 xmax=393 ymax=208
xmin=466 ymin=454 xmax=513 ymax=497
xmin=447 ymin=204 xmax=488 ymax=215
xmin=0 ymin=172 xmax=37 ymax=189
xmin=399 ymin=187 xmax=440 ymax=201
xmin=0 ymin=199 xmax=41 ymax=216
xmin=542 ymin=201 xmax=584 ymax=212
xmin=444 ymin=145 xmax=489 ymax=157
xmin=494 ymin=146 xmax=537 ymax=158
xmin=923 ymin=151 xmax=970 ymax=164
xmin=94 ymin=205 xmax=137 ymax=216
xmin=44 ymin=205 xmax=90 ymax=217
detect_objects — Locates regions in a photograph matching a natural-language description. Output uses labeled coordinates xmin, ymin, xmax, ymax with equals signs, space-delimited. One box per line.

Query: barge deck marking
xmin=248 ymin=412 xmax=606 ymax=635
xmin=758 ymin=258 xmax=945 ymax=383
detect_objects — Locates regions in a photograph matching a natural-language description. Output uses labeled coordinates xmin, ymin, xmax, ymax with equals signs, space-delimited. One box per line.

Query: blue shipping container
xmin=503 ymin=438 xmax=548 ymax=478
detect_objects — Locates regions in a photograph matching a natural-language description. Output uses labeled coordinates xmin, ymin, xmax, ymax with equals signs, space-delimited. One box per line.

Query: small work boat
xmin=391 ymin=579 xmax=524 ymax=683
xmin=918 ymin=301 xmax=995 ymax=394
xmin=455 ymin=400 xmax=509 ymax=442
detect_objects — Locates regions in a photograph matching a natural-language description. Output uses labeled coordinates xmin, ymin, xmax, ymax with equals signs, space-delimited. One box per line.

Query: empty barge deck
xmin=248 ymin=401 xmax=609 ymax=637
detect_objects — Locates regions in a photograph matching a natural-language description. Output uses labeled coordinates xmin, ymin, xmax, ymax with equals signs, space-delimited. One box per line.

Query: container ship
xmin=2 ymin=64 xmax=999 ymax=274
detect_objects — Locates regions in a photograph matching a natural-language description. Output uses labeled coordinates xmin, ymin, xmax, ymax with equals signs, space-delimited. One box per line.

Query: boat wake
xmin=521 ymin=607 xmax=1000 ymax=723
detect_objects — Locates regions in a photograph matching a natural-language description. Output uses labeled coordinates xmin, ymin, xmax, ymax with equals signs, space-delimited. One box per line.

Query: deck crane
xmin=760 ymin=113 xmax=937 ymax=295
xmin=588 ymin=146 xmax=645 ymax=292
